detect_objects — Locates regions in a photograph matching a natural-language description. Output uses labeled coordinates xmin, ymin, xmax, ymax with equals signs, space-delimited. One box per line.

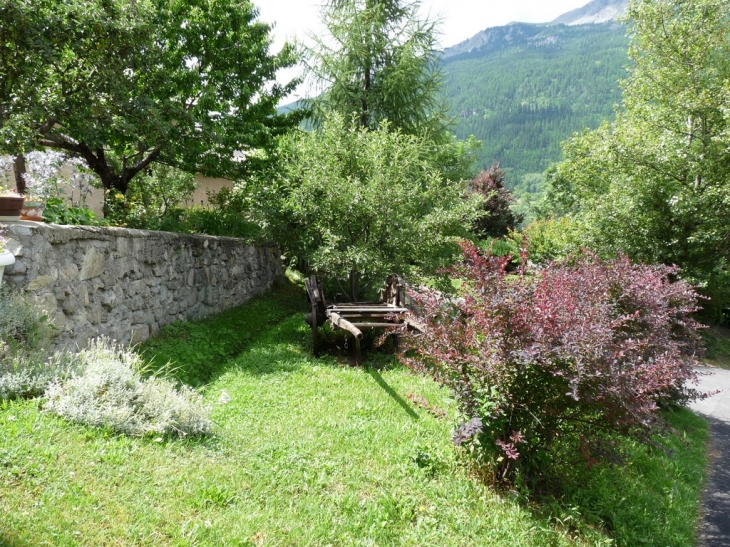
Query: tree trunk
xmin=349 ymin=270 xmax=360 ymax=302
xmin=13 ymin=154 xmax=27 ymax=194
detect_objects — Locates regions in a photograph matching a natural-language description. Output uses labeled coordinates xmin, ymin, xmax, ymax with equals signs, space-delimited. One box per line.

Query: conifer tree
xmin=302 ymin=0 xmax=450 ymax=140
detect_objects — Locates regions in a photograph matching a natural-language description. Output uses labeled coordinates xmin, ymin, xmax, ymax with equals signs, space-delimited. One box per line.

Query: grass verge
xmin=0 ymin=284 xmax=709 ymax=546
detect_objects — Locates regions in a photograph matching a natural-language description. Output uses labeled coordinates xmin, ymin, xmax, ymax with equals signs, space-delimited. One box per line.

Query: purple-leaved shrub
xmin=400 ymin=242 xmax=705 ymax=484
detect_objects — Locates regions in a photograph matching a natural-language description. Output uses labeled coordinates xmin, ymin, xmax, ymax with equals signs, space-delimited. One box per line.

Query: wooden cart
xmin=304 ymin=275 xmax=423 ymax=365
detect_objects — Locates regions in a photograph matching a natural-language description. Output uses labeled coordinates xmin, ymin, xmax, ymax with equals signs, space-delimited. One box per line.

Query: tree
xmin=253 ymin=114 xmax=481 ymax=300
xmin=1 ymin=0 xmax=300 ymax=200
xmin=467 ymin=163 xmax=523 ymax=239
xmin=545 ymin=0 xmax=730 ymax=320
xmin=0 ymin=0 xmax=68 ymax=193
xmin=302 ymin=0 xmax=450 ymax=139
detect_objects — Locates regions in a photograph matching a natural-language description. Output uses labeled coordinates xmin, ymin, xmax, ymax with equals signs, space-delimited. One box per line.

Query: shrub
xmin=0 ymin=288 xmax=52 ymax=359
xmin=467 ymin=163 xmax=523 ymax=239
xmin=254 ymin=114 xmax=481 ymax=300
xmin=42 ymin=197 xmax=101 ymax=226
xmin=0 ymin=288 xmax=62 ymax=400
xmin=0 ymin=351 xmax=78 ymax=400
xmin=509 ymin=216 xmax=585 ymax=264
xmin=44 ymin=338 xmax=212 ymax=437
xmin=400 ymin=242 xmax=704 ymax=485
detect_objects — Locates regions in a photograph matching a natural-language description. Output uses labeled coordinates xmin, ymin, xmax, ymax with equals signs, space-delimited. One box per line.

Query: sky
xmin=257 ymin=0 xmax=591 ymax=98
xmin=257 ymin=0 xmax=592 ymax=51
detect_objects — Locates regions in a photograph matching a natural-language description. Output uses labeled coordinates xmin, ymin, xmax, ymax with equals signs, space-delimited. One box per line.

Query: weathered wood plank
xmin=328 ymin=312 xmax=363 ymax=339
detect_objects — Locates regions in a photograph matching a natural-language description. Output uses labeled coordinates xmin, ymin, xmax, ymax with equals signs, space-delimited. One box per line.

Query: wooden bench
xmin=304 ymin=275 xmax=423 ymax=365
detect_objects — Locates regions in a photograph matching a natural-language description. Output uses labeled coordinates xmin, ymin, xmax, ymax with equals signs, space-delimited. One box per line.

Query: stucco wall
xmin=0 ymin=221 xmax=282 ymax=348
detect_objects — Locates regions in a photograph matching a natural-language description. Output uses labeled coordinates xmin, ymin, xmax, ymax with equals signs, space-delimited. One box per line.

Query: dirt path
xmin=689 ymin=366 xmax=730 ymax=547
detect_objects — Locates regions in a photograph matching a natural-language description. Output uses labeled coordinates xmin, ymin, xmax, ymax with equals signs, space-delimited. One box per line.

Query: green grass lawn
xmin=0 ymin=283 xmax=709 ymax=546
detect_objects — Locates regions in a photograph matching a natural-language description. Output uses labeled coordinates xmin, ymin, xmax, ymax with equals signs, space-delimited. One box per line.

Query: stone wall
xmin=0 ymin=221 xmax=283 ymax=348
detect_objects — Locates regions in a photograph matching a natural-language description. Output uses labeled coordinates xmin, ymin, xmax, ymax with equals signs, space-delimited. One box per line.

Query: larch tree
xmin=301 ymin=0 xmax=450 ymax=140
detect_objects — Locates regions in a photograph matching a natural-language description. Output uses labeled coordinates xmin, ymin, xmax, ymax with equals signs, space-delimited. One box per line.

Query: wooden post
xmin=311 ymin=300 xmax=320 ymax=356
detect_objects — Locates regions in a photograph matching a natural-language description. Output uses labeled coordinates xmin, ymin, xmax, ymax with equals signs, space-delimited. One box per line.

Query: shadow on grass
xmin=138 ymin=279 xmax=308 ymax=387
xmin=367 ymin=369 xmax=419 ymax=420
xmin=0 ymin=533 xmax=25 ymax=547
xmin=525 ymin=408 xmax=708 ymax=547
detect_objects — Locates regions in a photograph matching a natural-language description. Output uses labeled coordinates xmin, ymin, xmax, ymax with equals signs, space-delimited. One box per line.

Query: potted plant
xmin=0 ymin=230 xmax=15 ymax=286
xmin=19 ymin=193 xmax=46 ymax=221
xmin=0 ymin=187 xmax=24 ymax=221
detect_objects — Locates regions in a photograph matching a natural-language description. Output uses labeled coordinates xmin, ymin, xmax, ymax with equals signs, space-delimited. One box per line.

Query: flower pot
xmin=0 ymin=196 xmax=25 ymax=221
xmin=20 ymin=200 xmax=45 ymax=221
xmin=0 ymin=250 xmax=15 ymax=286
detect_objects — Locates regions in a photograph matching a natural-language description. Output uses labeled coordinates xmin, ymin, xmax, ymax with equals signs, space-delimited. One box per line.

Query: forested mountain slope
xmin=442 ymin=21 xmax=629 ymax=205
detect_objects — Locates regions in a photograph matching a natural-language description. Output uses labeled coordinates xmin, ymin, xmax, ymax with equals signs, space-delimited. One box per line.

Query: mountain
xmin=441 ymin=0 xmax=631 ymax=215
xmin=551 ymin=0 xmax=628 ymax=26
xmin=443 ymin=0 xmax=628 ymax=59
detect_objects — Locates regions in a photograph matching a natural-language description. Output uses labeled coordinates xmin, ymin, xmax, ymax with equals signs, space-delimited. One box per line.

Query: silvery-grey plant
xmin=44 ymin=337 xmax=212 ymax=437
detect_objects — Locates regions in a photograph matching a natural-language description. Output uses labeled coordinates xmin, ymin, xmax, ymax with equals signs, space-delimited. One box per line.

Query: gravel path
xmin=689 ymin=366 xmax=730 ymax=547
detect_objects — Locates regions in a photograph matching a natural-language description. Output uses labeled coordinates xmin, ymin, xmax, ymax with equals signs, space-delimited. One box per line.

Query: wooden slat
xmin=350 ymin=322 xmax=402 ymax=329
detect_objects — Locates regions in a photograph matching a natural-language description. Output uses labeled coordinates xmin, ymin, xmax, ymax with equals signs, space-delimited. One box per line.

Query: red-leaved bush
xmin=400 ymin=242 xmax=704 ymax=483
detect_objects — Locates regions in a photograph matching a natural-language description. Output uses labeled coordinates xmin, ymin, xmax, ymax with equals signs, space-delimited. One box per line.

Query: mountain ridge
xmin=551 ymin=0 xmax=628 ymax=25
xmin=443 ymin=0 xmax=628 ymax=59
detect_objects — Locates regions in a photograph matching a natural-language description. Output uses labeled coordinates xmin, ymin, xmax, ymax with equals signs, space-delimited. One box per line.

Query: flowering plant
xmin=0 ymin=185 xmax=21 ymax=198
xmin=1 ymin=151 xmax=97 ymax=203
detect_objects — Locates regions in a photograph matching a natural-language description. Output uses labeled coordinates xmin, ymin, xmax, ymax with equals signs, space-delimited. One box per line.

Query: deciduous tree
xmin=545 ymin=0 xmax=730 ymax=319
xmin=254 ymin=114 xmax=480 ymax=300
xmin=1 ymin=0 xmax=300 ymax=200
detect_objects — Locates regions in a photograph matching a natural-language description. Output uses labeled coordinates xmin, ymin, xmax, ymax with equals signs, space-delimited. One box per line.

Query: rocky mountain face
xmin=442 ymin=0 xmax=628 ymax=59
xmin=551 ymin=0 xmax=629 ymax=25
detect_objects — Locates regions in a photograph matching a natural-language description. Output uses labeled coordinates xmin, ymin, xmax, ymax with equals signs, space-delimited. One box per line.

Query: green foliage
xmin=512 ymin=216 xmax=585 ymax=264
xmin=0 ymin=288 xmax=52 ymax=360
xmin=126 ymin=164 xmax=196 ymax=218
xmin=0 ymin=291 xmax=709 ymax=546
xmin=444 ymin=22 xmax=629 ymax=188
xmin=543 ymin=408 xmax=708 ymax=547
xmin=545 ymin=0 xmax=730 ymax=321
xmin=2 ymin=0 xmax=301 ymax=197
xmin=701 ymin=326 xmax=730 ymax=368
xmin=254 ymin=114 xmax=481 ymax=299
xmin=102 ymin=171 xmax=263 ymax=239
xmin=303 ymin=0 xmax=449 ymax=139
xmin=0 ymin=0 xmax=66 ymax=150
xmin=0 ymin=288 xmax=64 ymax=400
xmin=139 ymin=279 xmax=307 ymax=387
xmin=44 ymin=337 xmax=212 ymax=438
xmin=42 ymin=197 xmax=101 ymax=226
